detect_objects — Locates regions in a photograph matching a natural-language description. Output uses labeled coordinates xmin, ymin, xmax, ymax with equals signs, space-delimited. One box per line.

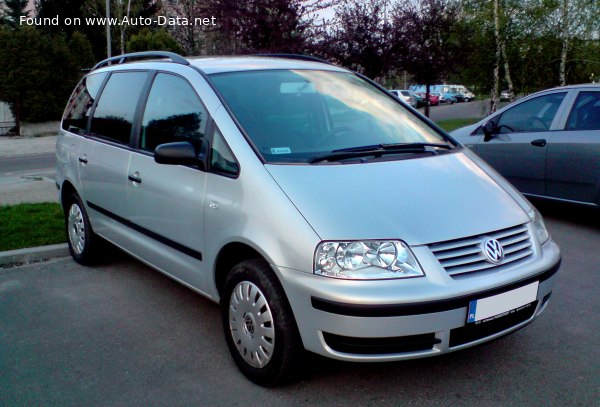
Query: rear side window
xmin=140 ymin=73 xmax=208 ymax=152
xmin=566 ymin=91 xmax=600 ymax=130
xmin=62 ymin=72 xmax=108 ymax=135
xmin=90 ymin=71 xmax=148 ymax=145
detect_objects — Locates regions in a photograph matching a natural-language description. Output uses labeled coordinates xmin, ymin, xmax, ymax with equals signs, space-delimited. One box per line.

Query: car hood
xmin=266 ymin=151 xmax=529 ymax=245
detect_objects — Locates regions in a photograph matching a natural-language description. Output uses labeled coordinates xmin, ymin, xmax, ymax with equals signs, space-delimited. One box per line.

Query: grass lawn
xmin=0 ymin=203 xmax=66 ymax=252
xmin=436 ymin=117 xmax=481 ymax=132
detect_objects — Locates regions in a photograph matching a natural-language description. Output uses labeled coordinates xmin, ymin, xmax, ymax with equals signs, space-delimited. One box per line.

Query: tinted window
xmin=140 ymin=73 xmax=208 ymax=152
xmin=210 ymin=126 xmax=239 ymax=175
xmin=61 ymin=72 xmax=108 ymax=135
xmin=497 ymin=93 xmax=566 ymax=133
xmin=90 ymin=71 xmax=148 ymax=144
xmin=566 ymin=91 xmax=600 ymax=130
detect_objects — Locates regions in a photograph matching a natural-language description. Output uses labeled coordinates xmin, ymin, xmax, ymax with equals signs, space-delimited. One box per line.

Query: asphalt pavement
xmin=0 ymin=153 xmax=56 ymax=174
xmin=0 ymin=201 xmax=598 ymax=406
xmin=0 ymin=137 xmax=58 ymax=205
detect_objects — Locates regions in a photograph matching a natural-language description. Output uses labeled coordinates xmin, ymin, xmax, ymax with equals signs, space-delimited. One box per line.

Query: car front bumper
xmin=274 ymin=239 xmax=561 ymax=362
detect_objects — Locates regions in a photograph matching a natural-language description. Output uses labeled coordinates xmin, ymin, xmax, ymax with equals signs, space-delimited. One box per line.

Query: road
xmin=0 ymin=152 xmax=55 ymax=174
xmin=0 ymin=201 xmax=598 ymax=406
xmin=0 ymin=152 xmax=57 ymax=205
xmin=418 ymin=99 xmax=510 ymax=122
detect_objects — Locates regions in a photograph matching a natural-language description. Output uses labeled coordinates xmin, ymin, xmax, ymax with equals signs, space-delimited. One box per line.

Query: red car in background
xmin=415 ymin=92 xmax=439 ymax=106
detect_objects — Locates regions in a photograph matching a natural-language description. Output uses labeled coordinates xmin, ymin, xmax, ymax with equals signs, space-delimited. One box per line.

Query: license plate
xmin=467 ymin=282 xmax=539 ymax=324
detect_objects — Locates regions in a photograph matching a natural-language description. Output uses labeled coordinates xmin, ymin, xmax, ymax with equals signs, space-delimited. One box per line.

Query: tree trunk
xmin=120 ymin=0 xmax=131 ymax=55
xmin=559 ymin=0 xmax=569 ymax=86
xmin=501 ymin=41 xmax=514 ymax=102
xmin=491 ymin=0 xmax=500 ymax=113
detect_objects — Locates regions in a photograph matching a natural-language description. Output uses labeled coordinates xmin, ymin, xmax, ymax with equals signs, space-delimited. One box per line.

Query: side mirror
xmin=154 ymin=140 xmax=207 ymax=171
xmin=483 ymin=120 xmax=497 ymax=142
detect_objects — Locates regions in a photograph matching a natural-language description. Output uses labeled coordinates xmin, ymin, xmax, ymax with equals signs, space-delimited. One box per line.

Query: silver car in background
xmin=57 ymin=52 xmax=561 ymax=386
xmin=390 ymin=89 xmax=418 ymax=108
xmin=452 ymin=84 xmax=600 ymax=208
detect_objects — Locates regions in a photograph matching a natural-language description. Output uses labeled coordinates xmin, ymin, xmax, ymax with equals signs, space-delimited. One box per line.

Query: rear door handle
xmin=128 ymin=174 xmax=142 ymax=183
xmin=531 ymin=139 xmax=547 ymax=147
xmin=78 ymin=156 xmax=88 ymax=164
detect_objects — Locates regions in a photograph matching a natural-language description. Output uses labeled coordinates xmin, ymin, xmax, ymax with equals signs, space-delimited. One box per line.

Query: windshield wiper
xmin=309 ymin=142 xmax=453 ymax=164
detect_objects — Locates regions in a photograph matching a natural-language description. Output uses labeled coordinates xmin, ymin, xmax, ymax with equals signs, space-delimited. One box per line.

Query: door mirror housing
xmin=154 ymin=140 xmax=207 ymax=171
xmin=483 ymin=120 xmax=497 ymax=142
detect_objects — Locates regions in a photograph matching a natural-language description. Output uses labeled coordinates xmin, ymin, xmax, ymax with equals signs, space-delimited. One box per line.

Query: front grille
xmin=323 ymin=332 xmax=440 ymax=355
xmin=429 ymin=224 xmax=534 ymax=277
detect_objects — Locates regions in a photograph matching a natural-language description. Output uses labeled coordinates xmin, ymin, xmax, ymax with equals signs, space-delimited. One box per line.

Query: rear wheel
xmin=64 ymin=193 xmax=101 ymax=265
xmin=222 ymin=259 xmax=302 ymax=386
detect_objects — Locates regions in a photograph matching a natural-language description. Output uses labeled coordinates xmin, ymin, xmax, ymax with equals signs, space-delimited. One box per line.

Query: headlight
xmin=314 ymin=240 xmax=425 ymax=280
xmin=531 ymin=208 xmax=550 ymax=245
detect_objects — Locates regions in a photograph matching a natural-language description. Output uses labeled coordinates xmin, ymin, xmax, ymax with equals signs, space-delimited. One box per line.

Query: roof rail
xmin=254 ymin=53 xmax=333 ymax=65
xmin=92 ymin=51 xmax=189 ymax=70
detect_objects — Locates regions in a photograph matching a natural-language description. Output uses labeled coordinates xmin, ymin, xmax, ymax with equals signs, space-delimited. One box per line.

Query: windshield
xmin=209 ymin=70 xmax=451 ymax=164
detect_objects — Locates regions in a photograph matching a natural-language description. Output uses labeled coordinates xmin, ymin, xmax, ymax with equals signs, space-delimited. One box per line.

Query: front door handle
xmin=531 ymin=139 xmax=547 ymax=147
xmin=128 ymin=173 xmax=142 ymax=183
xmin=78 ymin=156 xmax=88 ymax=164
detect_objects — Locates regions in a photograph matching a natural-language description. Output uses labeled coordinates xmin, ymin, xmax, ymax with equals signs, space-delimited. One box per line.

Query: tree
xmin=204 ymin=0 xmax=310 ymax=54
xmin=392 ymin=0 xmax=461 ymax=117
xmin=317 ymin=0 xmax=394 ymax=80
xmin=81 ymin=0 xmax=161 ymax=57
xmin=1 ymin=0 xmax=28 ymax=27
xmin=0 ymin=26 xmax=88 ymax=124
xmin=551 ymin=0 xmax=598 ymax=85
xmin=164 ymin=0 xmax=205 ymax=54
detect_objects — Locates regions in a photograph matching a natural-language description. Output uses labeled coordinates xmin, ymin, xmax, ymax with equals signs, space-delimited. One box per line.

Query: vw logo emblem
xmin=482 ymin=238 xmax=504 ymax=263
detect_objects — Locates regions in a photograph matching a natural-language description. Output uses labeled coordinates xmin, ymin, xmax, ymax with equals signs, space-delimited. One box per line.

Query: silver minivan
xmin=57 ymin=52 xmax=561 ymax=386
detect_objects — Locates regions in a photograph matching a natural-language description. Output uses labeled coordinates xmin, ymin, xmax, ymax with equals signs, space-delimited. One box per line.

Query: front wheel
xmin=222 ymin=259 xmax=302 ymax=386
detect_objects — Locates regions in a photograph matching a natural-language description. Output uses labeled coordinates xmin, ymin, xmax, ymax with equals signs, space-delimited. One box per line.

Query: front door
xmin=474 ymin=92 xmax=567 ymax=195
xmin=126 ymin=72 xmax=210 ymax=287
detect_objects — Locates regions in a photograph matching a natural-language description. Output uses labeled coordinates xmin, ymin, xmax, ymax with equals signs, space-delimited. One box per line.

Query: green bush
xmin=127 ymin=28 xmax=184 ymax=54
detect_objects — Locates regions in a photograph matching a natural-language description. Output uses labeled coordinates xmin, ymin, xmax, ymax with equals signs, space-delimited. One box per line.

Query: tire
xmin=222 ymin=259 xmax=302 ymax=386
xmin=64 ymin=193 xmax=102 ymax=265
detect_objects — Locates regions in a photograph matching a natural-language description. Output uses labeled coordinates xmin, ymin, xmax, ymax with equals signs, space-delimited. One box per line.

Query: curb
xmin=0 ymin=243 xmax=69 ymax=267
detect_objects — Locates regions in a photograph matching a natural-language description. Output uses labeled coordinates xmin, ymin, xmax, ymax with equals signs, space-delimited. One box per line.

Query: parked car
xmin=390 ymin=89 xmax=417 ymax=108
xmin=452 ymin=84 xmax=600 ymax=208
xmin=58 ymin=51 xmax=561 ymax=386
xmin=500 ymin=90 xmax=514 ymax=102
xmin=411 ymin=84 xmax=475 ymax=102
xmin=415 ymin=92 xmax=439 ymax=106
xmin=435 ymin=91 xmax=456 ymax=104
xmin=449 ymin=91 xmax=466 ymax=103
xmin=410 ymin=91 xmax=428 ymax=108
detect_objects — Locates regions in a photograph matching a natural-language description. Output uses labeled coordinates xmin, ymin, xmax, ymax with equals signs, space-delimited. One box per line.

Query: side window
xmin=140 ymin=73 xmax=208 ymax=152
xmin=497 ymin=92 xmax=566 ymax=133
xmin=90 ymin=71 xmax=148 ymax=145
xmin=566 ymin=91 xmax=600 ymax=130
xmin=61 ymin=72 xmax=108 ymax=135
xmin=210 ymin=126 xmax=239 ymax=176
